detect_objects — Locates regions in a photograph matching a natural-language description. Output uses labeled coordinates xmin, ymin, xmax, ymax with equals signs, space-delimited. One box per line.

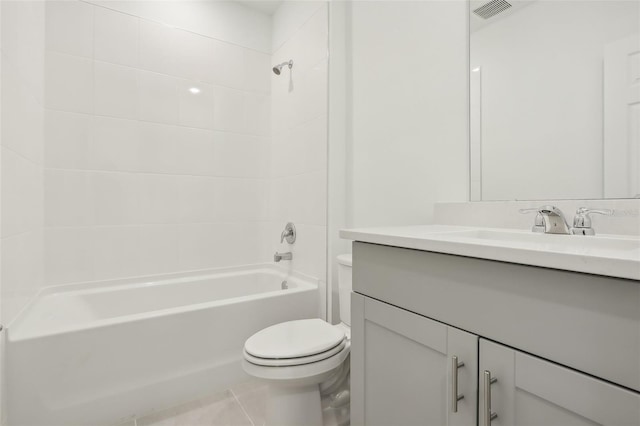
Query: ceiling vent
xmin=473 ymin=0 xmax=512 ymax=19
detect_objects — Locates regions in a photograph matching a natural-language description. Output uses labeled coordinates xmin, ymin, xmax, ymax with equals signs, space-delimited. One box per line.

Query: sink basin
xmin=429 ymin=229 xmax=640 ymax=254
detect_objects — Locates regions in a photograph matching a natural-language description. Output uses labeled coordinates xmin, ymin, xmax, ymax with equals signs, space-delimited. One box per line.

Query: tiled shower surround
xmin=0 ymin=15 xmax=329 ymax=419
xmin=0 ymin=3 xmax=328 ymax=418
xmin=1 ymin=0 xmax=47 ymax=327
xmin=39 ymin=1 xmax=328 ymax=289
xmin=268 ymin=4 xmax=328 ymax=284
xmin=43 ymin=1 xmax=272 ymax=286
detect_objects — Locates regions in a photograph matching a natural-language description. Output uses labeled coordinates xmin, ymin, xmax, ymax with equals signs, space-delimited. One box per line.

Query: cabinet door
xmin=351 ymin=294 xmax=477 ymax=426
xmin=479 ymin=339 xmax=640 ymax=426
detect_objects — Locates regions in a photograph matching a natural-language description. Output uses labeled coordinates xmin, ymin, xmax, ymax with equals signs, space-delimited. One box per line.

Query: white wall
xmin=347 ymin=0 xmax=469 ymax=228
xmin=0 ymin=0 xmax=46 ymax=422
xmin=43 ymin=1 xmax=272 ymax=286
xmin=326 ymin=0 xmax=468 ymax=322
xmin=268 ymin=2 xmax=328 ymax=315
xmin=471 ymin=0 xmax=639 ymax=201
xmin=327 ymin=1 xmax=350 ymax=322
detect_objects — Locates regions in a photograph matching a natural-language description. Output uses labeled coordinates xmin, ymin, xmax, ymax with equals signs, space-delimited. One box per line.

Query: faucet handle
xmin=575 ymin=207 xmax=613 ymax=217
xmin=520 ymin=205 xmax=566 ymax=215
xmin=572 ymin=208 xmax=613 ymax=233
xmin=280 ymin=222 xmax=296 ymax=244
xmin=519 ymin=208 xmax=545 ymax=233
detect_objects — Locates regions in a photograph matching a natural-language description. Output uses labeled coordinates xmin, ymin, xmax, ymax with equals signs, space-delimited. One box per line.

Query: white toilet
xmin=242 ymin=254 xmax=353 ymax=426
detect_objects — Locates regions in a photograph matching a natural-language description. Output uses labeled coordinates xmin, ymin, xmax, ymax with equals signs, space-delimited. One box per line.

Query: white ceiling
xmin=236 ymin=0 xmax=283 ymax=15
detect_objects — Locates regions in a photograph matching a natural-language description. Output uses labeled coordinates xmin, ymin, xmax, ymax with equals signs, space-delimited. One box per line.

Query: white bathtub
xmin=7 ymin=265 xmax=318 ymax=426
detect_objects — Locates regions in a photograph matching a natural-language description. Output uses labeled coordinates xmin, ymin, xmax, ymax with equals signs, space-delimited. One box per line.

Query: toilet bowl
xmin=242 ymin=254 xmax=352 ymax=426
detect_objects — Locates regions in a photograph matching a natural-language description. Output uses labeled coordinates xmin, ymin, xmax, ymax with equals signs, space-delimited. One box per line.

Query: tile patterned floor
xmin=115 ymin=380 xmax=268 ymax=426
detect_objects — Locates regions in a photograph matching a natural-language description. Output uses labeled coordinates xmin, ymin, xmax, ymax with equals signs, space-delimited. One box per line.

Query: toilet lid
xmin=244 ymin=319 xmax=346 ymax=359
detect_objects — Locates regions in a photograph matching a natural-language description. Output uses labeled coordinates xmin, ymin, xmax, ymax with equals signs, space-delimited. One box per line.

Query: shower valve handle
xmin=280 ymin=222 xmax=296 ymax=244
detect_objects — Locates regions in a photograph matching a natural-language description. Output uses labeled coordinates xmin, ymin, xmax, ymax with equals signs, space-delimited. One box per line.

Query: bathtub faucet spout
xmin=274 ymin=252 xmax=292 ymax=262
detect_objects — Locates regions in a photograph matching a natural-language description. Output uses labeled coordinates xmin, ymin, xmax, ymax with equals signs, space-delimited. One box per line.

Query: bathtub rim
xmin=8 ymin=263 xmax=318 ymax=342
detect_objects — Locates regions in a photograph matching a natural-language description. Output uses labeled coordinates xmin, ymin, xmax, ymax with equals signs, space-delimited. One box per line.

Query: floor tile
xmin=112 ymin=420 xmax=136 ymax=426
xmin=234 ymin=385 xmax=268 ymax=426
xmin=137 ymin=390 xmax=253 ymax=426
xmin=229 ymin=379 xmax=265 ymax=397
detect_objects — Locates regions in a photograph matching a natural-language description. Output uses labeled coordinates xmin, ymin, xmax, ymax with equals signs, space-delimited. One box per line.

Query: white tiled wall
xmin=1 ymin=0 xmax=46 ymax=325
xmin=2 ymin=0 xmax=330 ymax=310
xmin=272 ymin=1 xmax=327 ymax=52
xmin=88 ymin=0 xmax=273 ymax=53
xmin=43 ymin=1 xmax=272 ymax=286
xmin=1 ymin=0 xmax=46 ymax=422
xmin=268 ymin=3 xmax=328 ymax=285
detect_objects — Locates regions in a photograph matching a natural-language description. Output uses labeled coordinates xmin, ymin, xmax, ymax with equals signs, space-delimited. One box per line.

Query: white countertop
xmin=340 ymin=225 xmax=640 ymax=281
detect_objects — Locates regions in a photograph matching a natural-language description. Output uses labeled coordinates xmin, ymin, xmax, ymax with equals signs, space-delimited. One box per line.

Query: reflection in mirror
xmin=469 ymin=0 xmax=639 ymax=201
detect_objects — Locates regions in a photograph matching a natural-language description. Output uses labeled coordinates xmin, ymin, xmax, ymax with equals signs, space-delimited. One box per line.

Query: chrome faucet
xmin=274 ymin=252 xmax=292 ymax=262
xmin=520 ymin=205 xmax=571 ymax=234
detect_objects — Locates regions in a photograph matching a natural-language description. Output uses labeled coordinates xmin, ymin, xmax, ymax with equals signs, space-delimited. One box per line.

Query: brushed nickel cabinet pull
xmin=484 ymin=370 xmax=498 ymax=425
xmin=451 ymin=356 xmax=465 ymax=413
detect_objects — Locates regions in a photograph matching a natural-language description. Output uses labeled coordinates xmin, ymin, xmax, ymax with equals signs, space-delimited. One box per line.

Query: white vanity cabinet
xmin=351 ymin=293 xmax=478 ymax=426
xmin=479 ymin=339 xmax=640 ymax=426
xmin=350 ymin=241 xmax=640 ymax=426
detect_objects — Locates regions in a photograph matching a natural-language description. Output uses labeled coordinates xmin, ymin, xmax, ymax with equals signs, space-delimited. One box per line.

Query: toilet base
xmin=266 ymin=383 xmax=323 ymax=426
xmin=242 ymin=332 xmax=351 ymax=426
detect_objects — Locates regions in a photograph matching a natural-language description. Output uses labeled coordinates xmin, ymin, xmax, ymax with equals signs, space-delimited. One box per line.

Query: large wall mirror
xmin=469 ymin=0 xmax=639 ymax=201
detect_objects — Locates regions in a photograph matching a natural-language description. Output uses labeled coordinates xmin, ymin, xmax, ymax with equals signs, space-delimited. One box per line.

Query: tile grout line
xmin=230 ymin=389 xmax=255 ymax=426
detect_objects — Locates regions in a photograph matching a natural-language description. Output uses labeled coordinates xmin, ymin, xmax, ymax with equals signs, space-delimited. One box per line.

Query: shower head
xmin=273 ymin=60 xmax=293 ymax=75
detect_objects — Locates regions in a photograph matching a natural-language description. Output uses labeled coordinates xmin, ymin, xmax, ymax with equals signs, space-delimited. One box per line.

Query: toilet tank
xmin=337 ymin=254 xmax=353 ymax=326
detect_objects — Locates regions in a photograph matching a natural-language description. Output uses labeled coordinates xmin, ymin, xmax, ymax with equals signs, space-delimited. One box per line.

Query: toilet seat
xmin=244 ymin=338 xmax=347 ymax=367
xmin=242 ymin=340 xmax=350 ymax=384
xmin=244 ymin=318 xmax=346 ymax=360
xmin=242 ymin=318 xmax=351 ymax=383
